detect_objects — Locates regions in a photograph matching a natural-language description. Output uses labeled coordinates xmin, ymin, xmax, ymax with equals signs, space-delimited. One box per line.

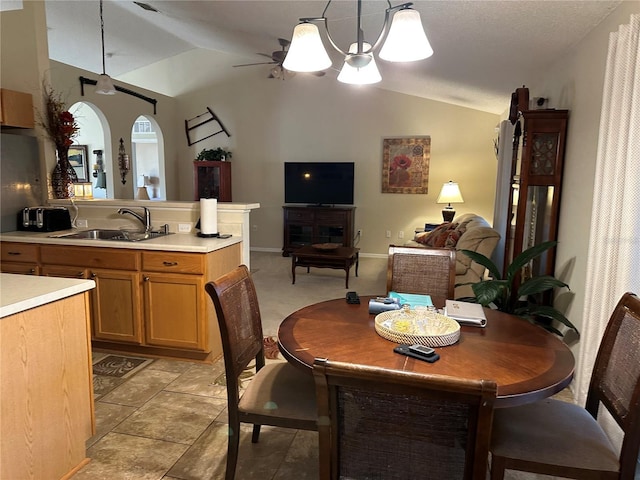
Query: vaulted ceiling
xmin=44 ymin=0 xmax=622 ymax=114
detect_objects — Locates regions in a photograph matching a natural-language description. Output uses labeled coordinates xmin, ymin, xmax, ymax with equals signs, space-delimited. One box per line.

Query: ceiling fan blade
xmin=257 ymin=53 xmax=274 ymax=59
xmin=233 ymin=61 xmax=277 ymax=68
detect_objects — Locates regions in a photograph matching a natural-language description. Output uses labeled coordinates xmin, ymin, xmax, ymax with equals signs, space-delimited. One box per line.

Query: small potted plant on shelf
xmin=458 ymin=240 xmax=579 ymax=338
xmin=196 ymin=147 xmax=232 ymax=162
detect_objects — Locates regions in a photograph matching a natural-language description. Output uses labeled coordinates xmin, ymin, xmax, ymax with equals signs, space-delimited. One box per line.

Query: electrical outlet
xmin=252 ymin=224 xmax=258 ymax=231
xmin=178 ymin=223 xmax=191 ymax=233
xmin=386 ymin=230 xmax=391 ymax=238
xmin=357 ymin=229 xmax=362 ymax=236
xmin=76 ymin=219 xmax=88 ymax=228
xmin=398 ymin=231 xmax=404 ymax=239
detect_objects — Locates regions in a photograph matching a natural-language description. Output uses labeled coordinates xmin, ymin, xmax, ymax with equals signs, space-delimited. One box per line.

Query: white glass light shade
xmin=379 ymin=8 xmax=433 ymax=62
xmin=436 ymin=181 xmax=464 ymax=204
xmin=283 ymin=22 xmax=332 ymax=72
xmin=95 ymin=73 xmax=116 ymax=95
xmin=337 ymin=42 xmax=381 ymax=85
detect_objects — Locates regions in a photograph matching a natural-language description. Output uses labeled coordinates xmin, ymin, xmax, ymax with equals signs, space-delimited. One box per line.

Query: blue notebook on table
xmin=388 ymin=292 xmax=433 ymax=308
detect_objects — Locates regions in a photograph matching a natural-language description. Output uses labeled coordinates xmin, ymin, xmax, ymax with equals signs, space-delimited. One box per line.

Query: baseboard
xmin=249 ymin=247 xmax=387 ymax=259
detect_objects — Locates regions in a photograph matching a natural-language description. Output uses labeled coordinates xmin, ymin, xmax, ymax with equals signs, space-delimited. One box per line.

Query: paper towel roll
xmin=200 ymin=198 xmax=218 ymax=235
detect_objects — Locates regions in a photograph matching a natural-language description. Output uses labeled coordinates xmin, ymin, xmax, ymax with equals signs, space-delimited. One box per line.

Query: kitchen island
xmin=1 ymin=273 xmax=96 ymax=480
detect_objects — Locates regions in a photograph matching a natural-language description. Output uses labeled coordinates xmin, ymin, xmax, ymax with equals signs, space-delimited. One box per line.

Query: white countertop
xmin=0 ymin=230 xmax=242 ymax=253
xmin=1 ymin=273 xmax=96 ymax=319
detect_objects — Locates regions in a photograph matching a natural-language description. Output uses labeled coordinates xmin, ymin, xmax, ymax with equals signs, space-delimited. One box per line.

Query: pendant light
xmin=96 ymin=0 xmax=116 ymax=95
xmin=284 ymin=0 xmax=433 ymax=84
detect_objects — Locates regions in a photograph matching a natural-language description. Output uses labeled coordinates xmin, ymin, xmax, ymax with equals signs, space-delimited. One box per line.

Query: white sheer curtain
xmin=576 ymin=13 xmax=640 ymax=447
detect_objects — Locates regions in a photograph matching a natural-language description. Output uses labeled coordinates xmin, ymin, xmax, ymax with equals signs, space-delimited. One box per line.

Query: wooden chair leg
xmin=490 ymin=455 xmax=506 ymax=480
xmin=251 ymin=424 xmax=261 ymax=443
xmin=226 ymin=422 xmax=240 ymax=480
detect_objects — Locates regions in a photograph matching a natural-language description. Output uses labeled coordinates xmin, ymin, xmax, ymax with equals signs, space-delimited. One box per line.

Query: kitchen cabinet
xmin=141 ymin=247 xmax=241 ymax=358
xmin=40 ymin=245 xmax=143 ymax=345
xmin=193 ymin=160 xmax=232 ymax=201
xmin=0 ymin=88 xmax=35 ymax=128
xmin=0 ymin=242 xmax=40 ymax=275
xmin=282 ymin=206 xmax=355 ymax=256
xmin=142 ymin=251 xmax=207 ymax=350
xmin=3 ymin=240 xmax=243 ymax=362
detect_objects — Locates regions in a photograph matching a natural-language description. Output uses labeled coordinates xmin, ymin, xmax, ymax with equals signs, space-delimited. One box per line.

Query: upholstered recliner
xmin=405 ymin=213 xmax=500 ymax=299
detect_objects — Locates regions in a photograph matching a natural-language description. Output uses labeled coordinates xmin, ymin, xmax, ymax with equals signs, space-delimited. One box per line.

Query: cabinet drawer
xmin=1 ymin=262 xmax=39 ymax=275
xmin=286 ymin=210 xmax=314 ymax=222
xmin=1 ymin=242 xmax=39 ymax=263
xmin=41 ymin=245 xmax=139 ymax=270
xmin=316 ymin=211 xmax=347 ymax=223
xmin=142 ymin=251 xmax=204 ymax=274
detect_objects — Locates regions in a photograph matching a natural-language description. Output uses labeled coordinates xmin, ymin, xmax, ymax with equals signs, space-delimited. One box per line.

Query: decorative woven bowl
xmin=375 ymin=308 xmax=461 ymax=347
xmin=312 ymin=243 xmax=340 ymax=251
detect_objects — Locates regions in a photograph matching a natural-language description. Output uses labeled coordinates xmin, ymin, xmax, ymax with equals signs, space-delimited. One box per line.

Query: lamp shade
xmin=437 ymin=181 xmax=464 ymax=204
xmin=95 ymin=171 xmax=107 ymax=189
xmin=95 ymin=73 xmax=116 ymax=95
xmin=379 ymin=8 xmax=433 ymax=62
xmin=283 ymin=22 xmax=332 ymax=72
xmin=337 ymin=42 xmax=382 ymax=85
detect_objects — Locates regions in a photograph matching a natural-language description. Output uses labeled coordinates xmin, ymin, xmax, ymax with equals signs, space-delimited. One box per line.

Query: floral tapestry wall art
xmin=382 ymin=136 xmax=431 ymax=194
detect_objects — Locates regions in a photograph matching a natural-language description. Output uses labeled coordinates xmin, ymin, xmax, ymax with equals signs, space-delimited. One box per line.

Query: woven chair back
xmin=585 ymin=292 xmax=640 ymax=477
xmin=205 ymin=265 xmax=265 ymax=394
xmin=313 ymin=358 xmax=496 ymax=480
xmin=387 ymin=245 xmax=456 ymax=298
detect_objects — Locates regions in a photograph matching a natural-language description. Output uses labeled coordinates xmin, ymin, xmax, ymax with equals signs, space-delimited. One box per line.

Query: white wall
xmin=47 ymin=61 xmax=180 ymax=201
xmin=176 ymin=73 xmax=499 ymax=254
xmin=527 ymin=1 xmax=640 ymax=347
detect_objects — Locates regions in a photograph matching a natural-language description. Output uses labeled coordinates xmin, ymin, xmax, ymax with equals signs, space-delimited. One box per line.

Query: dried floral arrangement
xmin=40 ymin=85 xmax=79 ymax=150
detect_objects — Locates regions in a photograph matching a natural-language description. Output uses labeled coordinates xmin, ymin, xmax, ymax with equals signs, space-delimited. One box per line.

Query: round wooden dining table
xmin=277 ymin=296 xmax=575 ymax=408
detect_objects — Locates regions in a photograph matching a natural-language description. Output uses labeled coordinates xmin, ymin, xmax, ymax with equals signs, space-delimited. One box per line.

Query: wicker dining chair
xmin=387 ymin=245 xmax=456 ymax=298
xmin=313 ymin=358 xmax=497 ymax=480
xmin=205 ymin=265 xmax=317 ymax=480
xmin=490 ymin=292 xmax=640 ymax=480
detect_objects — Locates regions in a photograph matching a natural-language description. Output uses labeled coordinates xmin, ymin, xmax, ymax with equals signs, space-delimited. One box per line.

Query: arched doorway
xmin=71 ymin=101 xmax=112 ymax=199
xmin=131 ymin=115 xmax=165 ymax=200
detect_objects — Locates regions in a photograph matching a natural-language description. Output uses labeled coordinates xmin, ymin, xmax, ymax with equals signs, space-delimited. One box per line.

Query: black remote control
xmin=346 ymin=291 xmax=360 ymax=304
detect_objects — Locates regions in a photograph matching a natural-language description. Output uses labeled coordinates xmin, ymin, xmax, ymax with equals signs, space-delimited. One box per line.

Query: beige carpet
xmin=250 ymin=250 xmax=388 ymax=337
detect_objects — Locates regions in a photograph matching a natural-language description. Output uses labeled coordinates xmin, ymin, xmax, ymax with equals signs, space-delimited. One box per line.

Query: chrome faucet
xmin=117 ymin=207 xmax=151 ymax=233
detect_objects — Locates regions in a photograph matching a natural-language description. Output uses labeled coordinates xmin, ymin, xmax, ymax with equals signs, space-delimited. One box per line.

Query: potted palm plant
xmin=459 ymin=241 xmax=579 ymax=337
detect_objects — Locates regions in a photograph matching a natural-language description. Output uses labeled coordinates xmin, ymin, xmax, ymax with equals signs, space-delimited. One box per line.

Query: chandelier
xmin=283 ymin=0 xmax=433 ymax=85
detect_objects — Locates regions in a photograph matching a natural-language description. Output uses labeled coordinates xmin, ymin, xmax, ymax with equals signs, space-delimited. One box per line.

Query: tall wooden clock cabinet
xmin=504 ymin=109 xmax=569 ymax=280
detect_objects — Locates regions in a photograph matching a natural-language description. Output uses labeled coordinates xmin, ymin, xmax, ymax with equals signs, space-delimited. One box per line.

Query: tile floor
xmin=76 ymin=351 xmax=318 ymax=480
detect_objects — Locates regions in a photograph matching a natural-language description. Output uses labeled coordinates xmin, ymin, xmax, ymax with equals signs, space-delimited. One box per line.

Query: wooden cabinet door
xmin=142 ymin=272 xmax=206 ymax=351
xmin=90 ymin=268 xmax=143 ymax=344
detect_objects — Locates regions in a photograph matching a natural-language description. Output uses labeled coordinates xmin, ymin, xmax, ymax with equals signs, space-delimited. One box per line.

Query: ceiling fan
xmin=233 ymin=38 xmax=325 ymax=80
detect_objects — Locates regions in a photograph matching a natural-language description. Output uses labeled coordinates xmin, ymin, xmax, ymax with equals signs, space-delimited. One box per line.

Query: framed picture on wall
xmin=68 ymin=145 xmax=89 ymax=182
xmin=382 ymin=136 xmax=431 ymax=194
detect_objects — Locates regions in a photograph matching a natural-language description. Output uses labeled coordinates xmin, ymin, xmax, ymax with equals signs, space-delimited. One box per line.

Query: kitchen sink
xmin=50 ymin=229 xmax=173 ymax=242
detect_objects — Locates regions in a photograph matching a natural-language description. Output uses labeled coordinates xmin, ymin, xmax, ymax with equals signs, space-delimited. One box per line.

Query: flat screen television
xmin=284 ymin=162 xmax=355 ymax=206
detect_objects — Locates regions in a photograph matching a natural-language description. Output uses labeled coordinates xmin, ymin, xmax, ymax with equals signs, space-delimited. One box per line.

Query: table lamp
xmin=436 ymin=181 xmax=464 ymax=222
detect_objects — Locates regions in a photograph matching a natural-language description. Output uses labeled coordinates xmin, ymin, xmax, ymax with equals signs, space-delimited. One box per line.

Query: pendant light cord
xmin=100 ymin=0 xmax=107 ymax=75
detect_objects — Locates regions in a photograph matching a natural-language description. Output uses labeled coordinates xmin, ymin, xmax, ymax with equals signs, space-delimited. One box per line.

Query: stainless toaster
xmin=17 ymin=207 xmax=72 ymax=232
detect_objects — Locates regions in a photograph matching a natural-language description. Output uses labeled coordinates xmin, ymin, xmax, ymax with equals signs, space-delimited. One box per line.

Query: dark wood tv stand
xmin=282 ymin=206 xmax=355 ymax=257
